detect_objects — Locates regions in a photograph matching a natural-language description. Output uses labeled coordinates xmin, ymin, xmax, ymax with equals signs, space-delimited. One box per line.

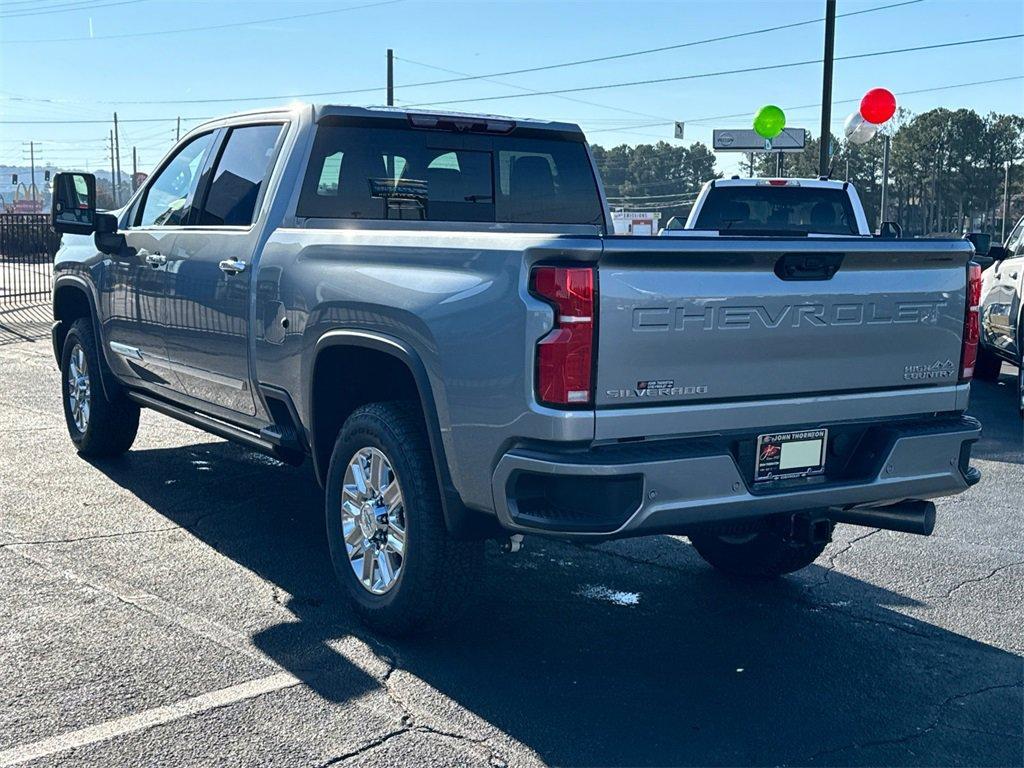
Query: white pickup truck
xmin=664 ymin=177 xmax=873 ymax=237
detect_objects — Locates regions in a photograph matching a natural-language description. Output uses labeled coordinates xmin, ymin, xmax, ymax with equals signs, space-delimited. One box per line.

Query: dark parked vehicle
xmin=976 ymin=215 xmax=1024 ymax=414
xmin=51 ymin=104 xmax=982 ymax=635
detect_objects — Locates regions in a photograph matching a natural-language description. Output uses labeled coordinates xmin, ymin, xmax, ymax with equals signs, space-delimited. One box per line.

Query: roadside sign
xmin=674 ymin=121 xmax=685 ymax=139
xmin=713 ymin=127 xmax=806 ymax=153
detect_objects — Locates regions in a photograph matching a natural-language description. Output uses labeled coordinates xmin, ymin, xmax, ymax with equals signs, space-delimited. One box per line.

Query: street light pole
xmin=818 ymin=0 xmax=837 ymax=177
xmin=1002 ymin=161 xmax=1011 ymax=243
xmin=880 ymin=133 xmax=891 ymax=227
xmin=29 ymin=141 xmax=36 ymax=202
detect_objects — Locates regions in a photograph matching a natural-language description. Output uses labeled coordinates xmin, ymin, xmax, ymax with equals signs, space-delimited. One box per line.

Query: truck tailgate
xmin=596 ymin=237 xmax=972 ymax=407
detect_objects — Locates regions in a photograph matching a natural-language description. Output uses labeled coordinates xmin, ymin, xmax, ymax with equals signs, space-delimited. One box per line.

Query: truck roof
xmin=192 ymin=102 xmax=583 ymax=137
xmin=711 ymin=177 xmax=850 ymax=190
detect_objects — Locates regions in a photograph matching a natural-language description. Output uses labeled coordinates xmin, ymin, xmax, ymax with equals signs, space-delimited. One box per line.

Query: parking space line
xmin=0 ymin=672 xmax=301 ymax=767
xmin=8 ymin=541 xmax=273 ymax=666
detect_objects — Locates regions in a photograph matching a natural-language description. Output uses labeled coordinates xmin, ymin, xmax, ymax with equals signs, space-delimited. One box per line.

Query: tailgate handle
xmin=774 ymin=252 xmax=844 ymax=281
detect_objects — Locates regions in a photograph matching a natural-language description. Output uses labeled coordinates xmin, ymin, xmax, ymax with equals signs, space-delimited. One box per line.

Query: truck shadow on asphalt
xmin=87 ymin=427 xmax=1023 ymax=766
xmin=968 ymin=368 xmax=1023 ymax=464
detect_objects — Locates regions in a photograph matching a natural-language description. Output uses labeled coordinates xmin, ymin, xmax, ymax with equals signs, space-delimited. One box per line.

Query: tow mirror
xmin=965 ymin=232 xmax=991 ymax=256
xmin=52 ymin=172 xmax=97 ymax=235
xmin=987 ymin=245 xmax=1010 ymax=262
xmin=877 ymin=221 xmax=902 ymax=239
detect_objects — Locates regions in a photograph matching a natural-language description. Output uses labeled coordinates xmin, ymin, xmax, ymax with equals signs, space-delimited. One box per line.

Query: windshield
xmin=693 ymin=186 xmax=858 ymax=235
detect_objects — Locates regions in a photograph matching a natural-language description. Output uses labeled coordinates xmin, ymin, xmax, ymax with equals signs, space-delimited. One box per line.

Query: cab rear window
xmin=297 ymin=125 xmax=603 ymax=226
xmin=694 ymin=186 xmax=858 ymax=235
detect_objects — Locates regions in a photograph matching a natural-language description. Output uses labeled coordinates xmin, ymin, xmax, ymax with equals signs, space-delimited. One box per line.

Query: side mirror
xmin=877 ymin=221 xmax=902 ymax=239
xmin=965 ymin=232 xmax=991 ymax=256
xmin=987 ymin=245 xmax=1011 ymax=262
xmin=52 ymin=172 xmax=97 ymax=235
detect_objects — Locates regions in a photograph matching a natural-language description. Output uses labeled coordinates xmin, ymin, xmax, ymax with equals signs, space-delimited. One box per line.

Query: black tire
xmin=60 ymin=318 xmax=140 ymax=457
xmin=973 ymin=345 xmax=1003 ymax=382
xmin=689 ymin=522 xmax=829 ymax=578
xmin=325 ymin=401 xmax=483 ymax=636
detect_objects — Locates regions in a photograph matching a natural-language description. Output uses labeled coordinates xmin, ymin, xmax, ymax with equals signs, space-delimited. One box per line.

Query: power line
xmin=3 ymin=0 xmax=919 ymax=102
xmin=1 ymin=70 xmax=1019 ymax=130
xmin=583 ymin=74 xmax=1024 ymax=135
xmin=0 ymin=115 xmax=208 ymax=126
xmin=1 ymin=0 xmax=406 ymax=44
xmin=0 ymin=0 xmax=150 ymax=20
xmin=396 ymin=0 xmax=922 ymax=85
xmin=396 ymin=56 xmax=672 ymax=123
xmin=406 ymin=34 xmax=1024 ymax=107
xmin=0 ymin=0 xmax=97 ymax=8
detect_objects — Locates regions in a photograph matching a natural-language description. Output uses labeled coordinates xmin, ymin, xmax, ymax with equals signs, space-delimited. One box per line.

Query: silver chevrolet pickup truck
xmin=50 ymin=104 xmax=982 ymax=635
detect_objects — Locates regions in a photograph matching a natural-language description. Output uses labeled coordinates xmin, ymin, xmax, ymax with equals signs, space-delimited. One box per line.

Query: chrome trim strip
xmin=108 ymin=341 xmax=143 ymax=361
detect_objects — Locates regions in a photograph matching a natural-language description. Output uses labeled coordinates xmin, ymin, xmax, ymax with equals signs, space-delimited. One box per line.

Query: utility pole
xmin=132 ymin=146 xmax=138 ymax=192
xmin=818 ymin=0 xmax=836 ymax=178
xmin=880 ymin=133 xmax=891 ymax=227
xmin=1002 ymin=161 xmax=1012 ymax=243
xmin=113 ymin=112 xmax=123 ymax=204
xmin=29 ymin=141 xmax=36 ymax=202
xmin=176 ymin=116 xmax=181 ymax=142
xmin=109 ymin=130 xmax=118 ymax=207
xmin=387 ymin=48 xmax=394 ymax=106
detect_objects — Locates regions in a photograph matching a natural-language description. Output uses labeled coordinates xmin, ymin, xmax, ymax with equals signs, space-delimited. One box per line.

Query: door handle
xmin=143 ymin=251 xmax=166 ymax=268
xmin=1008 ymin=270 xmax=1019 ymax=280
xmin=218 ymin=258 xmax=247 ymax=275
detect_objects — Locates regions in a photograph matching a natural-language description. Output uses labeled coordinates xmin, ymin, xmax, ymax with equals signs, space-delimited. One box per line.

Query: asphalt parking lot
xmin=0 ymin=318 xmax=1021 ymax=767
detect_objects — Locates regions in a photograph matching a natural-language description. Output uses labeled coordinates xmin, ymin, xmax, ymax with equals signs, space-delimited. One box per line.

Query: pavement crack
xmin=316 ymin=728 xmax=407 ymax=767
xmin=797 ymin=682 xmax=1023 ymax=763
xmin=808 ymin=527 xmax=881 ymax=590
xmin=0 ymin=525 xmax=179 ymax=549
xmin=929 ymin=560 xmax=1024 ymax=600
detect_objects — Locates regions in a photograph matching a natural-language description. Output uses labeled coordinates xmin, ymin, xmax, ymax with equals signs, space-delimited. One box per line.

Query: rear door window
xmin=298 ymin=124 xmax=602 ymax=225
xmin=199 ymin=124 xmax=284 ymax=226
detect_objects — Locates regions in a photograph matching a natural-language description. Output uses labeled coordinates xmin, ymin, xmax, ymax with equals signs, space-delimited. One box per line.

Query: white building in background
xmin=611 ymin=209 xmax=661 ymax=236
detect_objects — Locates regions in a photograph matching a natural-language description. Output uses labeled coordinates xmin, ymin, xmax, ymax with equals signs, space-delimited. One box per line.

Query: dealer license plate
xmin=754 ymin=429 xmax=828 ymax=482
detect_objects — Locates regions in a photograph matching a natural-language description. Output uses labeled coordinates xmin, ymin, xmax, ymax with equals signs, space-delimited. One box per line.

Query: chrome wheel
xmin=341 ymin=446 xmax=406 ymax=595
xmin=66 ymin=343 xmax=91 ymax=433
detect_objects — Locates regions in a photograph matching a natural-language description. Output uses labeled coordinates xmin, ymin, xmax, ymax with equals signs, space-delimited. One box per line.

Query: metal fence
xmin=0 ymin=214 xmax=59 ymax=309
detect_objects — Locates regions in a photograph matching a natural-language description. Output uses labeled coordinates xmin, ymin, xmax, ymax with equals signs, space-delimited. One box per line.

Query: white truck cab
xmin=664 ymin=177 xmax=872 ymax=237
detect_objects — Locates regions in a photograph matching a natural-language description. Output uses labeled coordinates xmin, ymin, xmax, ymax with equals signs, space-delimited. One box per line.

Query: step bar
xmin=126 ymin=391 xmax=303 ymax=465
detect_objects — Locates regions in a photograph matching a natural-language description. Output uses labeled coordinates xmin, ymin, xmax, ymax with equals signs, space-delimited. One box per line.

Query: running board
xmin=126 ymin=391 xmax=303 ymax=465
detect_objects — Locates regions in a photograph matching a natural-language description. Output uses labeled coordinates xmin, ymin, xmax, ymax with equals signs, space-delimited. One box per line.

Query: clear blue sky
xmin=1 ymin=0 xmax=1021 ymax=176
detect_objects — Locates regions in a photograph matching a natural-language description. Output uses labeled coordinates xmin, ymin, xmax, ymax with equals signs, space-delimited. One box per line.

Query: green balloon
xmin=753 ymin=105 xmax=786 ymax=139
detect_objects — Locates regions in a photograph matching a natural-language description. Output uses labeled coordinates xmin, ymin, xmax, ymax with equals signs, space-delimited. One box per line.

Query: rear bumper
xmin=490 ymin=415 xmax=981 ymax=540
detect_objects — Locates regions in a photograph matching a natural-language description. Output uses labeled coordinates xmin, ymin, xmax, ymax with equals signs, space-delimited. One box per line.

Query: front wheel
xmin=60 ymin=318 xmax=140 ymax=457
xmin=325 ymin=402 xmax=482 ymax=636
xmin=689 ymin=522 xmax=830 ymax=577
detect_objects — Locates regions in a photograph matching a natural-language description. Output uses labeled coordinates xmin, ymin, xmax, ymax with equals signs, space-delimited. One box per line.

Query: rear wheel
xmin=325 ymin=401 xmax=482 ymax=636
xmin=689 ymin=521 xmax=830 ymax=577
xmin=973 ymin=345 xmax=1003 ymax=382
xmin=60 ymin=318 xmax=140 ymax=457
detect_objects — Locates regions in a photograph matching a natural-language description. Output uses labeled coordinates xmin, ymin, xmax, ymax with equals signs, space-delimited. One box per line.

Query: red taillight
xmin=530 ymin=266 xmax=595 ymax=406
xmin=960 ymin=262 xmax=982 ymax=381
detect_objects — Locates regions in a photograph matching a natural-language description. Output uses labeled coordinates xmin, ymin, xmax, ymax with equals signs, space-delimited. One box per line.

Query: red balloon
xmin=860 ymin=88 xmax=896 ymax=124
